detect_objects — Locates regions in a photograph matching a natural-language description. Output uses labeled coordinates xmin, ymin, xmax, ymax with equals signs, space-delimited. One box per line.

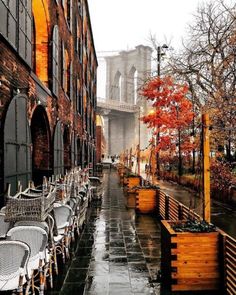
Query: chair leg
xmin=48 ymin=256 xmax=53 ymax=289
xmin=61 ymin=240 xmax=66 ymax=263
xmin=53 ymin=245 xmax=58 ymax=275
xmin=64 ymin=227 xmax=70 ymax=259
xmin=39 ymin=259 xmax=44 ymax=295
xmin=17 ymin=275 xmax=24 ymax=295
xmin=31 ymin=270 xmax=36 ymax=295
xmin=24 ymin=276 xmax=31 ymax=295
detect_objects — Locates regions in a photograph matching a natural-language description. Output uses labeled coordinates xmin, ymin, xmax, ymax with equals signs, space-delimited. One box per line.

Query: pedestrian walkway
xmin=57 ymin=169 xmax=161 ymax=295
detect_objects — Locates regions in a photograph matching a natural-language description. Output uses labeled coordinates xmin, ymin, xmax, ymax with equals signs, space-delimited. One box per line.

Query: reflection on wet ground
xmin=56 ymin=169 xmax=161 ymax=295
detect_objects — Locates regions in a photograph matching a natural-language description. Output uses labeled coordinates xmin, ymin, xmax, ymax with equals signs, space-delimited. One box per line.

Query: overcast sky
xmin=87 ymin=0 xmax=230 ymax=97
xmin=87 ymin=0 xmax=213 ymax=55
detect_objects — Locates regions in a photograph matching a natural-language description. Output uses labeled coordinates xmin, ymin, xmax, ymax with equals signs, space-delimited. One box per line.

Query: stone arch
xmin=3 ymin=95 xmax=32 ymax=194
xmin=112 ymin=71 xmax=122 ymax=101
xmin=32 ymin=0 xmax=50 ymax=85
xmin=128 ymin=66 xmax=138 ymax=104
xmin=105 ymin=45 xmax=152 ymax=104
xmin=31 ymin=106 xmax=51 ymax=186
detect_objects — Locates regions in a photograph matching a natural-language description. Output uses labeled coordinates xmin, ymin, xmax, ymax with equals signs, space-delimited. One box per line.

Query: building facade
xmin=0 ymin=0 xmax=97 ymax=203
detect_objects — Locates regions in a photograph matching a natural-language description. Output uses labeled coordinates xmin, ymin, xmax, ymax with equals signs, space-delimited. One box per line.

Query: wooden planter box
xmin=135 ymin=188 xmax=157 ymax=213
xmin=124 ymin=175 xmax=140 ymax=189
xmin=125 ymin=189 xmax=136 ymax=209
xmin=161 ymin=220 xmax=222 ymax=292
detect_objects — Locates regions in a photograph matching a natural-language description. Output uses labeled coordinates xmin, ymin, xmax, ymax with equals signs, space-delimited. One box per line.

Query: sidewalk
xmin=58 ymin=169 xmax=161 ymax=295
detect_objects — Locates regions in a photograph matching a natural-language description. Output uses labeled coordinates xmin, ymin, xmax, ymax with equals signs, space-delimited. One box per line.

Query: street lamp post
xmin=156 ymin=44 xmax=168 ymax=178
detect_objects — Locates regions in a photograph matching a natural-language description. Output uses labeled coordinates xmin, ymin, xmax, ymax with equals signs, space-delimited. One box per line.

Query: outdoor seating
xmin=53 ymin=203 xmax=73 ymax=261
xmin=0 ymin=167 xmax=92 ymax=293
xmin=0 ymin=207 xmax=6 ymax=213
xmin=88 ymin=176 xmax=104 ymax=200
xmin=4 ymin=187 xmax=56 ymax=223
xmin=7 ymin=226 xmax=49 ymax=295
xmin=0 ymin=240 xmax=30 ymax=294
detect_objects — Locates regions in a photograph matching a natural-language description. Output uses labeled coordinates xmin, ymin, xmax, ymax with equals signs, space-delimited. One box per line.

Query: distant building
xmin=0 ymin=0 xmax=97 ymax=202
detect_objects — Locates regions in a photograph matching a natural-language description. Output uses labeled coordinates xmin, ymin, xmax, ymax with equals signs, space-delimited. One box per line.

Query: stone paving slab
xmin=58 ymin=170 xmax=161 ymax=295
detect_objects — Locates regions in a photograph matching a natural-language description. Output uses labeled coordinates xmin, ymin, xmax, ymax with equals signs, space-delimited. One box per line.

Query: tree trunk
xmin=178 ymin=129 xmax=183 ymax=177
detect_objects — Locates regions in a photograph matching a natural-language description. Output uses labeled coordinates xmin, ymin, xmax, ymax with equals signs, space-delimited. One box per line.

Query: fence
xmin=157 ymin=188 xmax=236 ymax=295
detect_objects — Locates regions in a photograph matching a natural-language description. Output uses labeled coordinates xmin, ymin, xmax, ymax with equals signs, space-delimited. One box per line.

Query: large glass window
xmin=0 ymin=0 xmax=32 ymax=66
xmin=52 ymin=25 xmax=59 ymax=96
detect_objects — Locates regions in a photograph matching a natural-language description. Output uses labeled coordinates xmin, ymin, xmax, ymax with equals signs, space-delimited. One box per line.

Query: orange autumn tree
xmin=141 ymin=76 xmax=195 ymax=176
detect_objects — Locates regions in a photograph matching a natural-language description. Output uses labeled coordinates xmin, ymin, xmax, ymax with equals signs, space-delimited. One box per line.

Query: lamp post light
xmin=156 ymin=44 xmax=168 ymax=178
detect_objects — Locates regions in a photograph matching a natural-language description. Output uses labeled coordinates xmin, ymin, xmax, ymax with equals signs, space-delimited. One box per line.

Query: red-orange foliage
xmin=141 ymin=76 xmax=195 ymax=155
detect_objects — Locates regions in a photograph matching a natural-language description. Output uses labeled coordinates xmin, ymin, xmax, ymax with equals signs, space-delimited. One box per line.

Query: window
xmin=0 ymin=0 xmax=32 ymax=65
xmin=62 ymin=0 xmax=72 ymax=30
xmin=61 ymin=42 xmax=66 ymax=89
xmin=61 ymin=43 xmax=71 ymax=98
xmin=76 ymin=79 xmax=83 ymax=115
xmin=67 ymin=62 xmax=73 ymax=99
xmin=66 ymin=0 xmax=72 ymax=30
xmin=52 ymin=25 xmax=59 ymax=96
xmin=78 ymin=0 xmax=82 ymax=16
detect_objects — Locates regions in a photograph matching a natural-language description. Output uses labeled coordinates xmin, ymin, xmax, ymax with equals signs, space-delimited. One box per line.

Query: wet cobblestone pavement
xmin=57 ymin=169 xmax=161 ymax=295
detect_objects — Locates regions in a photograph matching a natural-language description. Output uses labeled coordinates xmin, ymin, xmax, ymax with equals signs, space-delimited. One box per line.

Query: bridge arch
xmin=100 ymin=45 xmax=153 ymax=156
xmin=128 ymin=66 xmax=138 ymax=104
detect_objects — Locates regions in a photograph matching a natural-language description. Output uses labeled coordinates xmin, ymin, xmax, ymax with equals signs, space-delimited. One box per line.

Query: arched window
xmin=52 ymin=25 xmax=59 ymax=96
xmin=32 ymin=0 xmax=49 ymax=83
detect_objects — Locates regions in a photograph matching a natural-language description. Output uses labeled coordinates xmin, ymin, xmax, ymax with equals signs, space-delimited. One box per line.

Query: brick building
xmin=0 ymin=0 xmax=97 ymax=203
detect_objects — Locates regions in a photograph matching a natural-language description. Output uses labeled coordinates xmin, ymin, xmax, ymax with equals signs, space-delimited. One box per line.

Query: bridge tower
xmin=97 ymin=45 xmax=152 ymax=156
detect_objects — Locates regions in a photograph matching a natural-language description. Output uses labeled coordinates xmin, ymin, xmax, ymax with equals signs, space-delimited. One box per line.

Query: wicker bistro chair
xmin=52 ymin=203 xmax=73 ymax=261
xmin=0 ymin=207 xmax=6 ymax=213
xmin=88 ymin=177 xmax=104 ymax=201
xmin=67 ymin=198 xmax=80 ymax=240
xmin=0 ymin=240 xmax=30 ymax=294
xmin=76 ymin=192 xmax=89 ymax=230
xmin=4 ymin=186 xmax=56 ymax=223
xmin=13 ymin=221 xmax=54 ymax=289
xmin=0 ymin=213 xmax=11 ymax=239
xmin=7 ymin=226 xmax=49 ymax=295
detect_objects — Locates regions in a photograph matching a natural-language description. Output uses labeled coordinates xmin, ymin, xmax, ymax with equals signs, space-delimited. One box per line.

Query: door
xmin=4 ymin=95 xmax=32 ymax=194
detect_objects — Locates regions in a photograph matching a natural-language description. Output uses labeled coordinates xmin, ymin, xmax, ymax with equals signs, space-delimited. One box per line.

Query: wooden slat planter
xmin=124 ymin=176 xmax=140 ymax=189
xmin=161 ymin=220 xmax=222 ymax=293
xmin=136 ymin=188 xmax=157 ymax=213
xmin=125 ymin=189 xmax=136 ymax=209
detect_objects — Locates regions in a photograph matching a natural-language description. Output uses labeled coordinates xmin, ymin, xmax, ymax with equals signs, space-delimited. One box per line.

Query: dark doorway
xmin=31 ymin=106 xmax=51 ymax=186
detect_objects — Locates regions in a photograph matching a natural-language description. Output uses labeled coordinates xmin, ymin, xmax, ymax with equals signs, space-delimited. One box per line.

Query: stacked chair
xmin=0 ymin=167 xmax=103 ymax=294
